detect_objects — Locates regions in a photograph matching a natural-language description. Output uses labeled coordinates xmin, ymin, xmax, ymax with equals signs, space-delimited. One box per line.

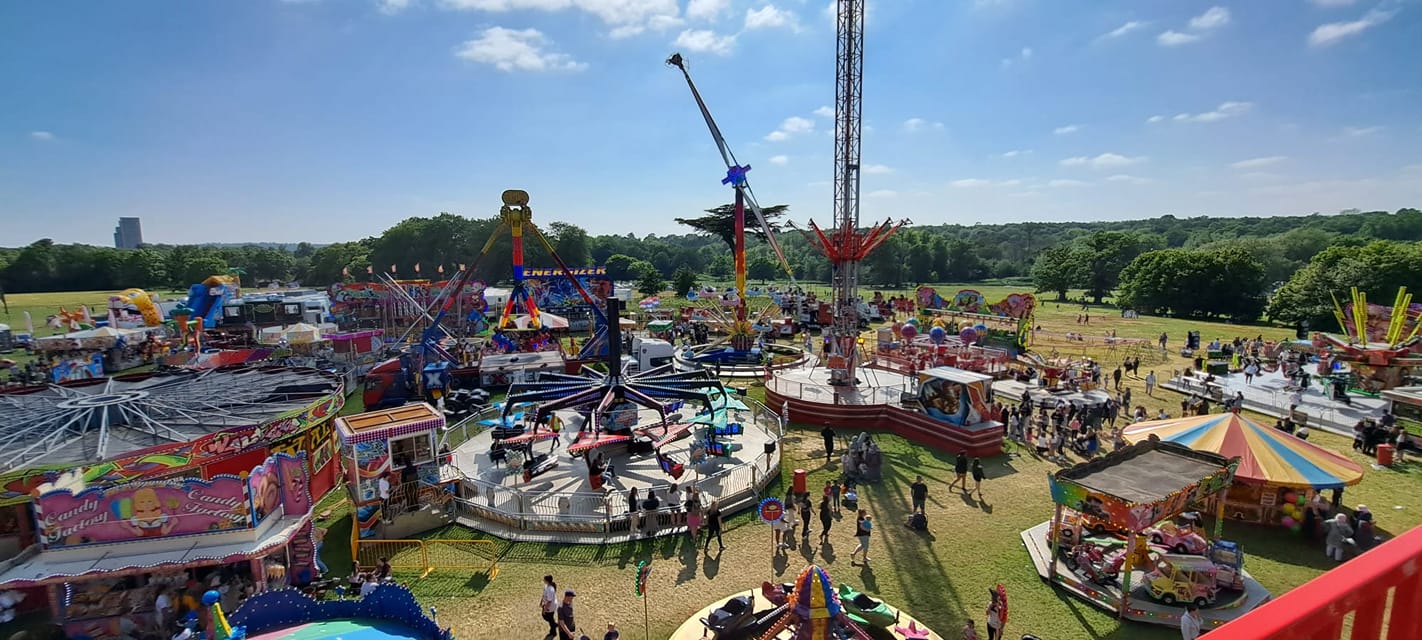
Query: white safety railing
xmin=448 ymin=398 xmax=784 ymax=536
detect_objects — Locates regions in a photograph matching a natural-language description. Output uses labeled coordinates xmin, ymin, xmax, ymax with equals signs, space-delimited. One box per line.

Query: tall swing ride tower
xmin=801 ymin=0 xmax=907 ymax=386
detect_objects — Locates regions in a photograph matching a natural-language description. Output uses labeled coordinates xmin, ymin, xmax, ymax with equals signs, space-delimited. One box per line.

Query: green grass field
xmin=308 ymin=286 xmax=1409 ymax=640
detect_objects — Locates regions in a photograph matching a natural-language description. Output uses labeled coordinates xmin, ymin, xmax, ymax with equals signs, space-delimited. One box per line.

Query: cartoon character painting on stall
xmin=247 ymin=463 xmax=281 ymax=525
xmin=353 ymin=439 xmax=391 ymax=502
xmin=275 ymin=452 xmax=313 ymax=517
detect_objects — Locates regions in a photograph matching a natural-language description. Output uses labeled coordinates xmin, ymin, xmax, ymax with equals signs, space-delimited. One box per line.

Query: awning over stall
xmin=1122 ymin=413 xmax=1364 ymax=489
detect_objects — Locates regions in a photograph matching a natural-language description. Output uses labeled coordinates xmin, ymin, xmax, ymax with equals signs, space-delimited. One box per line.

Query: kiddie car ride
xmin=1146 ymin=521 xmax=1209 ymax=555
xmin=1146 ymin=554 xmax=1220 ymax=607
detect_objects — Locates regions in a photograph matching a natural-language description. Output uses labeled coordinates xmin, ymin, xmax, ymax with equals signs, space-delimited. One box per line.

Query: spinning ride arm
xmin=666 ymin=53 xmax=797 ymax=289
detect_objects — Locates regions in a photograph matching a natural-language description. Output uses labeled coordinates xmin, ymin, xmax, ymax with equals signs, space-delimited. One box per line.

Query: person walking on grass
xmin=971 ymin=459 xmax=986 ymax=499
xmin=556 ymin=590 xmax=577 ymax=640
xmin=947 ymin=451 xmax=969 ymax=492
xmin=799 ymin=495 xmax=812 ymax=542
xmin=539 ymin=575 xmax=559 ymax=638
xmin=849 ymin=510 xmax=872 ymax=566
xmin=1145 ymin=371 xmax=1156 ymax=397
xmin=829 ymin=478 xmax=842 ymax=514
xmin=910 ymin=475 xmax=928 ymax=513
xmin=822 ymin=425 xmax=836 ymax=463
xmin=818 ymin=495 xmax=833 ymax=543
xmin=703 ymin=500 xmax=725 ymax=553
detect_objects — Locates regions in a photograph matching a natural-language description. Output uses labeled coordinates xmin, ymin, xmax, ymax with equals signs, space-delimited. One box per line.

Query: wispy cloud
xmin=1146 ymin=115 xmax=1165 ymax=123
xmin=1000 ymin=149 xmax=1032 ymax=158
xmin=30 ymin=131 xmax=55 ymax=141
xmin=1158 ymin=6 xmax=1230 ymax=46
xmin=1189 ymin=6 xmax=1231 ymax=30
xmin=439 ymin=0 xmax=682 ymax=38
xmin=1047 ymin=179 xmax=1090 ymax=188
xmin=812 ymin=106 xmax=834 ymax=118
xmin=1100 ymin=20 xmax=1147 ymax=40
xmin=686 ymin=0 xmax=729 ymax=21
xmin=1105 ymin=174 xmax=1151 ymax=184
xmin=1061 ymin=153 xmax=1147 ymax=169
xmin=1342 ymin=125 xmax=1384 ymax=136
xmin=673 ymin=29 xmax=737 ymax=56
xmin=949 ymin=178 xmax=1022 ymax=188
xmin=745 ymin=4 xmax=799 ymax=31
xmin=1230 ymin=156 xmax=1288 ymax=169
xmin=764 ymin=115 xmax=815 ymax=142
xmin=862 ymin=164 xmax=893 ymax=175
xmin=454 ymin=27 xmax=586 ymax=72
xmin=1172 ymin=101 xmax=1253 ymax=123
xmin=1053 ymin=124 xmax=1081 ymax=135
xmin=377 ymin=0 xmax=412 ymax=15
xmin=1308 ymin=8 xmax=1398 ymax=46
xmin=903 ymin=117 xmax=944 ymax=132
xmin=1001 ymin=46 xmax=1033 ymax=68
xmin=769 ymin=154 xmax=789 ymax=166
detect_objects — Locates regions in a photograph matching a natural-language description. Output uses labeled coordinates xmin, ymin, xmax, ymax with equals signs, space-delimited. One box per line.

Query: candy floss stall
xmin=0 ymin=453 xmax=318 ymax=639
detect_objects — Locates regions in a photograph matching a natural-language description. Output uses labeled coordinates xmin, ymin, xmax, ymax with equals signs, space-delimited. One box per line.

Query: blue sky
xmin=3 ymin=0 xmax=1420 ymax=246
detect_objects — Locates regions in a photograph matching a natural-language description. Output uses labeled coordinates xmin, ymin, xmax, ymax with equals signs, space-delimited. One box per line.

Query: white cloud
xmin=687 ymin=0 xmax=729 ymax=21
xmin=1146 ymin=115 xmax=1165 ymax=123
xmin=439 ymin=0 xmax=682 ymax=36
xmin=768 ymin=154 xmax=789 ymax=166
xmin=1000 ymin=149 xmax=1031 ymax=158
xmin=1189 ymin=6 xmax=1231 ymax=30
xmin=745 ymin=5 xmax=799 ymax=31
xmin=866 ymin=189 xmax=898 ymax=198
xmin=950 ymin=178 xmax=994 ymax=188
xmin=903 ymin=117 xmax=944 ymax=132
xmin=764 ymin=115 xmax=815 ymax=141
xmin=1157 ymin=30 xmax=1201 ymax=46
xmin=1060 ymin=153 xmax=1146 ymax=169
xmin=1158 ymin=6 xmax=1230 ymax=46
xmin=1343 ymin=125 xmax=1383 ymax=136
xmin=812 ymin=106 xmax=834 ymax=118
xmin=1053 ymin=124 xmax=1081 ymax=135
xmin=454 ymin=27 xmax=586 ymax=72
xmin=673 ymin=28 xmax=737 ymax=55
xmin=1001 ymin=45 xmax=1033 ymax=67
xmin=862 ymin=164 xmax=893 ymax=175
xmin=377 ymin=0 xmax=412 ymax=14
xmin=1048 ymin=179 xmax=1089 ymax=188
xmin=1101 ymin=20 xmax=1147 ymax=39
xmin=1105 ymin=174 xmax=1150 ymax=184
xmin=1309 ymin=9 xmax=1398 ymax=46
xmin=30 ymin=131 xmax=54 ymax=141
xmin=1172 ymin=101 xmax=1253 ymax=123
xmin=1230 ymin=156 xmax=1288 ymax=169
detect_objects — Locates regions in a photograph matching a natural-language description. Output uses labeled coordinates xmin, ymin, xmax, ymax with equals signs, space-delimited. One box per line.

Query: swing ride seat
xmin=713 ymin=423 xmax=744 ymax=437
xmin=491 ymin=425 xmax=526 ymax=440
xmin=522 ymin=455 xmax=558 ymax=482
xmin=705 ymin=441 xmax=741 ymax=457
xmin=656 ymin=451 xmax=687 ymax=480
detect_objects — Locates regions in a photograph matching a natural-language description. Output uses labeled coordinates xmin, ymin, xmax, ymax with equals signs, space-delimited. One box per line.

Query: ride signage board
xmin=33 ymin=476 xmax=252 ymax=548
xmin=758 ymin=497 xmax=785 ymax=524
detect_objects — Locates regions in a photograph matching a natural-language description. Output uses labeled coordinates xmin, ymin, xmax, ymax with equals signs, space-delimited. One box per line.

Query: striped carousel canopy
xmin=1122 ymin=413 xmax=1365 ymax=490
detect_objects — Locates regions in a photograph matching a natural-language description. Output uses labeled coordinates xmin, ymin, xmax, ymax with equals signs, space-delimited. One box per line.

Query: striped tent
xmin=1122 ymin=413 xmax=1365 ymax=489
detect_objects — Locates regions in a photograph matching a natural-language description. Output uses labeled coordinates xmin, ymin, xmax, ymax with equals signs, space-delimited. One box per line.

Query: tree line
xmin=2 ymin=207 xmax=1418 ymax=330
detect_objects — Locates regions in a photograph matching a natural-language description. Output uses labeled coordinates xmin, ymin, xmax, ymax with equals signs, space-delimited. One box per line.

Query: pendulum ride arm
xmin=666 ymin=53 xmax=797 ymax=287
xmin=416 ymin=220 xmax=511 ymax=362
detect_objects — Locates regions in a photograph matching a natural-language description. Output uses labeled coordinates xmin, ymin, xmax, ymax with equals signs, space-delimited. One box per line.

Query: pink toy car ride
xmin=1147 ymin=522 xmax=1208 ymax=555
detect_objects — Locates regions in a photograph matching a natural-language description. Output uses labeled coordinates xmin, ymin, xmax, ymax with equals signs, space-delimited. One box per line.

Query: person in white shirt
xmin=360 ymin=575 xmax=379 ymax=597
xmin=1179 ymin=603 xmax=1202 ymax=639
xmin=540 ymin=575 xmax=559 ymax=638
xmin=154 ymin=590 xmax=173 ymax=632
xmin=378 ymin=474 xmax=392 ymax=522
xmin=1144 ymin=371 xmax=1157 ymax=396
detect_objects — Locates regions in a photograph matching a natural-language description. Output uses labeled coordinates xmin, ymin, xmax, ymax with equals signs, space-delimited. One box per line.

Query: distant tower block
xmin=114 ymin=217 xmax=143 ymax=249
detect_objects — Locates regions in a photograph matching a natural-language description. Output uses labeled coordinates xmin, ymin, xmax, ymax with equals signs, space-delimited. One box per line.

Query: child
xmin=603 ymin=623 xmax=619 ymax=640
xmin=962 ymin=620 xmax=978 ymax=640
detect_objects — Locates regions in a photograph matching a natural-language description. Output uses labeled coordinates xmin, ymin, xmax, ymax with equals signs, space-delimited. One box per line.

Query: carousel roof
xmin=1122 ymin=413 xmax=1364 ymax=489
xmin=0 ymin=366 xmax=342 ymax=473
